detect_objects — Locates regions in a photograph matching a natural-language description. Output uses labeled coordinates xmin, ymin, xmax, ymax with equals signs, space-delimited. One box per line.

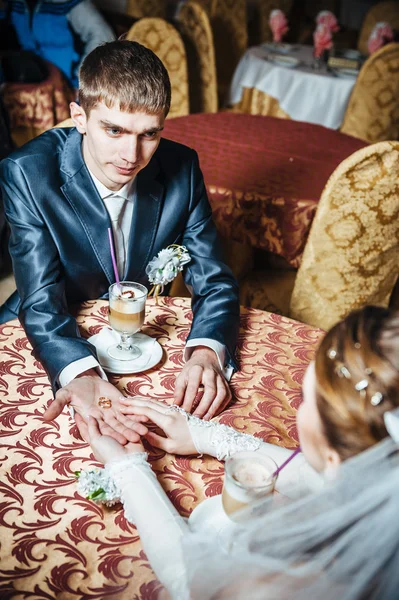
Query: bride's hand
xmin=119 ymin=398 xmax=198 ymax=455
xmin=78 ymin=414 xmax=145 ymax=464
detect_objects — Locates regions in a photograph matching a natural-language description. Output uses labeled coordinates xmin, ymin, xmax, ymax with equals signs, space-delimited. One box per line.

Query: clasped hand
xmin=82 ymin=399 xmax=197 ymax=465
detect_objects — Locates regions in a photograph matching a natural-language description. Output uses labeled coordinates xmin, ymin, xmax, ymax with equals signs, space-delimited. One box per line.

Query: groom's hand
xmin=174 ymin=347 xmax=232 ymax=420
xmin=43 ymin=370 xmax=148 ymax=445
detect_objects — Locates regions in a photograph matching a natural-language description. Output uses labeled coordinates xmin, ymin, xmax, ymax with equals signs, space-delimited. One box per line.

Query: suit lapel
xmin=124 ymin=156 xmax=164 ymax=281
xmin=60 ymin=129 xmax=115 ymax=284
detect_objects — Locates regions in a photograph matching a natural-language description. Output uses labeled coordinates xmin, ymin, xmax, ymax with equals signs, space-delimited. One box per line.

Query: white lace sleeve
xmin=106 ymin=453 xmax=190 ymax=600
xmin=170 ymin=408 xmax=323 ymax=499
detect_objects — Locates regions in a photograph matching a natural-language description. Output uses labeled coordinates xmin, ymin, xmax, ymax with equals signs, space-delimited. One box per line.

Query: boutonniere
xmin=146 ymin=244 xmax=191 ymax=303
xmin=75 ymin=468 xmax=120 ymax=506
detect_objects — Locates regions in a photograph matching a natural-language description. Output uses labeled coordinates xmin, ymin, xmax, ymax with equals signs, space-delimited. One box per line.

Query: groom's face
xmin=70 ymin=101 xmax=165 ymax=191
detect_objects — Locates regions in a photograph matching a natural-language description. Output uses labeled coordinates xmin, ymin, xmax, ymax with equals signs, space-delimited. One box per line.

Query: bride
xmin=76 ymin=305 xmax=399 ymax=599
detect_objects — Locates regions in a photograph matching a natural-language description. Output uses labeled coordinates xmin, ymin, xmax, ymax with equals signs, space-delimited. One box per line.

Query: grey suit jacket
xmin=0 ymin=127 xmax=239 ymax=391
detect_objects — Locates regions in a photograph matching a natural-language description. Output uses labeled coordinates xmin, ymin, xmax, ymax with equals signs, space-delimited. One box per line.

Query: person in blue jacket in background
xmin=0 ymin=0 xmax=114 ymax=87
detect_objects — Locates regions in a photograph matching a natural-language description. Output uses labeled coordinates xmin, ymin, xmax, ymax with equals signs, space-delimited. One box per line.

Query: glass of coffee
xmin=108 ymin=281 xmax=147 ymax=361
xmin=222 ymin=451 xmax=278 ymax=522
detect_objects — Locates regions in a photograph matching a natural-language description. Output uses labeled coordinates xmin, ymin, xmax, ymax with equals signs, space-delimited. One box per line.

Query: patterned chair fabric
xmin=54 ymin=117 xmax=74 ymax=127
xmin=357 ymin=1 xmax=399 ymax=56
xmin=195 ymin=0 xmax=247 ymax=106
xmin=125 ymin=0 xmax=166 ymax=19
xmin=290 ymin=141 xmax=399 ymax=330
xmin=340 ymin=43 xmax=399 ymax=143
xmin=175 ymin=1 xmax=218 ymax=113
xmin=126 ymin=18 xmax=189 ymax=118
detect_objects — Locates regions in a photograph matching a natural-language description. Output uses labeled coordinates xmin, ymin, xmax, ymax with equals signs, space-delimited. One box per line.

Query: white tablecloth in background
xmin=228 ymin=45 xmax=357 ymax=129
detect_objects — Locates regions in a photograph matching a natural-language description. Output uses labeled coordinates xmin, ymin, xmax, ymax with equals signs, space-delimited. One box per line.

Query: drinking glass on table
xmin=108 ymin=281 xmax=148 ymax=361
xmin=222 ymin=451 xmax=278 ymax=522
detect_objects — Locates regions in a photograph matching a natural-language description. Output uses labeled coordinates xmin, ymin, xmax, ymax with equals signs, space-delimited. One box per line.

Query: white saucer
xmin=332 ymin=67 xmax=358 ymax=78
xmin=88 ymin=328 xmax=163 ymax=374
xmin=262 ymin=42 xmax=296 ymax=54
xmin=188 ymin=495 xmax=236 ymax=534
xmin=269 ymin=55 xmax=299 ymax=68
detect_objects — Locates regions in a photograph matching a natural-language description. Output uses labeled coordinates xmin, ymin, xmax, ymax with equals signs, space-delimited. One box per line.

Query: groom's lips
xmin=114 ymin=164 xmax=137 ymax=175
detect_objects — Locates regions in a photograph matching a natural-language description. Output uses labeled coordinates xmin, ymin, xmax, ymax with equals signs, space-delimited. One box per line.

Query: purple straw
xmin=107 ymin=227 xmax=120 ymax=286
xmin=272 ymin=447 xmax=301 ymax=478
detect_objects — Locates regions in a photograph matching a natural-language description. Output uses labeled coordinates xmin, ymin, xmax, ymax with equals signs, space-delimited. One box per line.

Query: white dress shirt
xmin=58 ymin=170 xmax=232 ymax=387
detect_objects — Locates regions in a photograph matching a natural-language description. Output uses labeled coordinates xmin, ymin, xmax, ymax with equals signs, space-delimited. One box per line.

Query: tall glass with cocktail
xmin=108 ymin=282 xmax=147 ymax=360
xmin=222 ymin=452 xmax=278 ymax=521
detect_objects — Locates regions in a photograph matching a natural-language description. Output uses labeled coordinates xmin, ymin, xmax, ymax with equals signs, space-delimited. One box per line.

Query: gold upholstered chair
xmin=340 ymin=43 xmax=399 ymax=143
xmin=240 ymin=141 xmax=399 ymax=331
xmin=125 ymin=0 xmax=166 ymax=19
xmin=126 ymin=18 xmax=189 ymax=118
xmin=357 ymin=2 xmax=399 ymax=56
xmin=54 ymin=118 xmax=74 ymax=127
xmin=175 ymin=1 xmax=218 ymax=113
xmin=195 ymin=0 xmax=247 ymax=107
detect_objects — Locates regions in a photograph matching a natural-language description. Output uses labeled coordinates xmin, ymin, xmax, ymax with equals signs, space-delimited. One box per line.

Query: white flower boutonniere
xmin=75 ymin=468 xmax=120 ymax=506
xmin=146 ymin=244 xmax=191 ymax=302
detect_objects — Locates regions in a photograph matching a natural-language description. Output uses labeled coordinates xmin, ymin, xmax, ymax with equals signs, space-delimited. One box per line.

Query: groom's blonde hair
xmin=78 ymin=40 xmax=171 ymax=117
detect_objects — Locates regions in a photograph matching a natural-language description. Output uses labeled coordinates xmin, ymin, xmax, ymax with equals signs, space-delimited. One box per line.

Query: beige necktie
xmin=104 ymin=195 xmax=126 ymax=279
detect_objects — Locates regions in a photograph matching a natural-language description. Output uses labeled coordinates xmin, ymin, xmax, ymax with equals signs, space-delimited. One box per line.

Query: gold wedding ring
xmin=98 ymin=396 xmax=112 ymax=409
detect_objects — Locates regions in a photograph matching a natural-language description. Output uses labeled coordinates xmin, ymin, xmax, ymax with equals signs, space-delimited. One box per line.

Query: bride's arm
xmin=185 ymin=412 xmax=323 ymax=498
xmin=106 ymin=454 xmax=190 ymax=600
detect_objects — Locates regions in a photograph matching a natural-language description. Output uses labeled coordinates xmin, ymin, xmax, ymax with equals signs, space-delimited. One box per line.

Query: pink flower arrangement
xmin=367 ymin=22 xmax=394 ymax=54
xmin=316 ymin=10 xmax=340 ymax=33
xmin=269 ymin=9 xmax=289 ymax=43
xmin=313 ymin=23 xmax=333 ymax=58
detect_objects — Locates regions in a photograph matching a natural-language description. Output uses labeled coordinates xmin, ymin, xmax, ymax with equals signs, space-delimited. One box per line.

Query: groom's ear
xmin=70 ymin=102 xmax=87 ymax=134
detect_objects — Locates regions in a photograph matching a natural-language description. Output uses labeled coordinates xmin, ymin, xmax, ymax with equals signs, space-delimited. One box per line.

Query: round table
xmin=2 ymin=62 xmax=74 ymax=147
xmin=163 ymin=113 xmax=367 ymax=268
xmin=228 ymin=44 xmax=358 ymax=129
xmin=0 ymin=297 xmax=323 ymax=598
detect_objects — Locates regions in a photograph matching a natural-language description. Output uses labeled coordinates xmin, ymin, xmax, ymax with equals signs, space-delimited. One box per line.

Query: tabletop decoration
xmin=316 ymin=10 xmax=340 ymax=34
xmin=75 ymin=467 xmax=120 ymax=505
xmin=367 ymin=22 xmax=394 ymax=55
xmin=269 ymin=9 xmax=289 ymax=43
xmin=146 ymin=244 xmax=191 ymax=303
xmin=313 ymin=23 xmax=333 ymax=66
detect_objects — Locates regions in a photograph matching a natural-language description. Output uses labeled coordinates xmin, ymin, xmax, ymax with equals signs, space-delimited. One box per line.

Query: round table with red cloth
xmin=2 ymin=61 xmax=73 ymax=147
xmin=163 ymin=113 xmax=368 ymax=268
xmin=0 ymin=297 xmax=323 ymax=599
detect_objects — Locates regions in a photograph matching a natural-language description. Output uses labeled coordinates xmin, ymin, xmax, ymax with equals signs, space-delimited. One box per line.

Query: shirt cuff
xmin=184 ymin=338 xmax=234 ymax=381
xmin=58 ymin=357 xmax=108 ymax=419
xmin=58 ymin=356 xmax=108 ymax=387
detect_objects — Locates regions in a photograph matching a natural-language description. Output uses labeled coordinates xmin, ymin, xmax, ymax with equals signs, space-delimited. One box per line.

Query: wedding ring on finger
xmin=98 ymin=396 xmax=112 ymax=409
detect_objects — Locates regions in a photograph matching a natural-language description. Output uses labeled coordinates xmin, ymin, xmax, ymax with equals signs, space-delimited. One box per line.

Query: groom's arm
xmin=173 ymin=151 xmax=240 ymax=419
xmin=0 ymin=158 xmax=142 ymax=443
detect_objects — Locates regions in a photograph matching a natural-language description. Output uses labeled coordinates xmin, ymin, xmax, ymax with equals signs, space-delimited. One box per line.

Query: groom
xmin=0 ymin=40 xmax=239 ymax=443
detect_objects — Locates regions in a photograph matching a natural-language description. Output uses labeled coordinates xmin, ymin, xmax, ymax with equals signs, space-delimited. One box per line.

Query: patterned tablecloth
xmin=163 ymin=113 xmax=367 ymax=267
xmin=0 ymin=297 xmax=323 ymax=599
xmin=2 ymin=62 xmax=73 ymax=147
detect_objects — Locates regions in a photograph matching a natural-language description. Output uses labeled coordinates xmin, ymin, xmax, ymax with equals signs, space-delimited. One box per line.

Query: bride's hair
xmin=315 ymin=306 xmax=399 ymax=460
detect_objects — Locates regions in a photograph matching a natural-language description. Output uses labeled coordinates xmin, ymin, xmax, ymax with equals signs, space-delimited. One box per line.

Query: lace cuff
xmin=106 ymin=453 xmax=154 ymax=526
xmin=170 ymin=406 xmax=261 ymax=460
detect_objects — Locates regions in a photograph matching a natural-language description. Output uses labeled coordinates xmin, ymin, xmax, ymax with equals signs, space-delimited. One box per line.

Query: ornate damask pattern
xmin=163 ymin=113 xmax=367 ymax=267
xmin=290 ymin=141 xmax=399 ymax=331
xmin=340 ymin=42 xmax=399 ymax=143
xmin=125 ymin=0 xmax=166 ymax=19
xmin=230 ymin=86 xmax=291 ymax=119
xmin=3 ymin=62 xmax=73 ymax=146
xmin=357 ymin=1 xmax=399 ymax=55
xmin=175 ymin=1 xmax=218 ymax=113
xmin=126 ymin=18 xmax=189 ymax=118
xmin=0 ymin=298 xmax=323 ymax=599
